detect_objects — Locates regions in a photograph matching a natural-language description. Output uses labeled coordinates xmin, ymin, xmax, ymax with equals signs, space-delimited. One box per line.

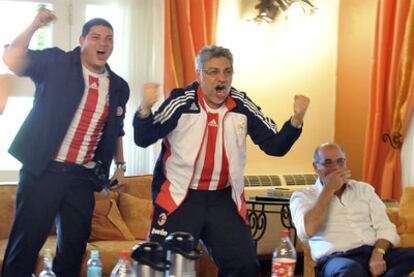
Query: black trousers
xmin=1 ymin=162 xmax=95 ymax=277
xmin=149 ymin=187 xmax=260 ymax=277
xmin=316 ymin=245 xmax=414 ymax=277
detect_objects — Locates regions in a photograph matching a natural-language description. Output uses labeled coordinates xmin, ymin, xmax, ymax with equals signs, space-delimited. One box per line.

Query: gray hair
xmin=313 ymin=142 xmax=346 ymax=162
xmin=195 ymin=45 xmax=233 ymax=71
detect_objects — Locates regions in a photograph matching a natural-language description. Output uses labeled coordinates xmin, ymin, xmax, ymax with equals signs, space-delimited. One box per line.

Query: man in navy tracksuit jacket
xmin=134 ymin=45 xmax=310 ymax=276
xmin=2 ymin=9 xmax=129 ymax=277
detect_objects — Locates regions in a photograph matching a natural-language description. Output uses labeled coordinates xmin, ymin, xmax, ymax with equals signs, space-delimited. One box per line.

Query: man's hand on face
xmin=322 ymin=168 xmax=352 ymax=195
xmin=32 ymin=8 xmax=56 ymax=30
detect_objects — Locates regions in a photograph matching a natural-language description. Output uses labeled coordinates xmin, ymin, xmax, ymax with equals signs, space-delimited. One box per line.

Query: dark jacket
xmin=9 ymin=47 xmax=129 ymax=177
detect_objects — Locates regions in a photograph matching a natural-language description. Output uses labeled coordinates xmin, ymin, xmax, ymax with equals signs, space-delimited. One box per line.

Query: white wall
xmin=216 ymin=0 xmax=340 ymax=174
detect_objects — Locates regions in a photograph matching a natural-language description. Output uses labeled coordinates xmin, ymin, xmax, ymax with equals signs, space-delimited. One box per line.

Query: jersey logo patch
xmin=90 ymin=81 xmax=98 ymax=90
xmin=190 ymin=102 xmax=199 ymax=111
xmin=208 ymin=119 xmax=218 ymax=127
xmin=157 ymin=212 xmax=168 ymax=226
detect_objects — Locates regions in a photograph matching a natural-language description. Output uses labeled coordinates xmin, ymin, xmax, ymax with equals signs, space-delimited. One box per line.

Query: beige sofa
xmin=0 ymin=175 xmax=217 ymax=277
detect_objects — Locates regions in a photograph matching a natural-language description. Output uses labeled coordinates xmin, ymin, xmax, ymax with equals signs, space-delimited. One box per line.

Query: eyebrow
xmin=321 ymin=157 xmax=346 ymax=163
xmin=205 ymin=66 xmax=232 ymax=70
xmin=89 ymin=32 xmax=113 ymax=37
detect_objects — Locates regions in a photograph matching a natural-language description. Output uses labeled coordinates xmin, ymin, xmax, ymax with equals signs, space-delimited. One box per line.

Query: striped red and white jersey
xmin=190 ymin=100 xmax=229 ymax=190
xmin=55 ymin=66 xmax=110 ymax=164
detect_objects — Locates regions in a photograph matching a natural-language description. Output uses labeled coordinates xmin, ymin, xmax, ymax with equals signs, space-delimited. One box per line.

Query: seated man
xmin=290 ymin=142 xmax=414 ymax=277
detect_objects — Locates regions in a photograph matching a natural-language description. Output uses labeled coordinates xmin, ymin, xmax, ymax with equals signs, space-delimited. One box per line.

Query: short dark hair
xmin=81 ymin=18 xmax=113 ymax=37
xmin=195 ymin=45 xmax=233 ymax=71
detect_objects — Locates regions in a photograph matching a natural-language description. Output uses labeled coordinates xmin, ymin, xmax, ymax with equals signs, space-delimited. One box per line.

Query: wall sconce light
xmin=254 ymin=0 xmax=317 ymax=23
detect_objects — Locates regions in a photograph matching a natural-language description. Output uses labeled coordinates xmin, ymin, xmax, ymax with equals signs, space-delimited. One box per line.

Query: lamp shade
xmin=0 ymin=74 xmax=12 ymax=114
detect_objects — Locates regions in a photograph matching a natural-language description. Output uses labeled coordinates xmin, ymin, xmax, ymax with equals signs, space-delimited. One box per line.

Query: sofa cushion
xmin=399 ymin=187 xmax=414 ymax=226
xmin=94 ymin=190 xmax=120 ymax=202
xmin=121 ymin=175 xmax=153 ymax=199
xmin=89 ymin=198 xmax=135 ymax=242
xmin=118 ymin=192 xmax=153 ymax=240
xmin=0 ymin=185 xmax=16 ymax=239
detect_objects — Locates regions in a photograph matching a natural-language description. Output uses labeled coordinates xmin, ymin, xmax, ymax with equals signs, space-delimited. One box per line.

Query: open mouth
xmin=215 ymin=85 xmax=226 ymax=92
xmin=214 ymin=85 xmax=228 ymax=100
xmin=97 ymin=49 xmax=106 ymax=60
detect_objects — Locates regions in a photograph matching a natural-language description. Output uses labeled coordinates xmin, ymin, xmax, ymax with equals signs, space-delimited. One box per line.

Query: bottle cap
xmin=91 ymin=250 xmax=100 ymax=259
xmin=282 ymin=229 xmax=290 ymax=237
xmin=119 ymin=250 xmax=130 ymax=259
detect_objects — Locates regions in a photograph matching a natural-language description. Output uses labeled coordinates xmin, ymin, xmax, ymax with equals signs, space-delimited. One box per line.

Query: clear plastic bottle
xmin=110 ymin=250 xmax=136 ymax=277
xmin=87 ymin=250 xmax=103 ymax=277
xmin=272 ymin=229 xmax=297 ymax=277
xmin=39 ymin=248 xmax=56 ymax=277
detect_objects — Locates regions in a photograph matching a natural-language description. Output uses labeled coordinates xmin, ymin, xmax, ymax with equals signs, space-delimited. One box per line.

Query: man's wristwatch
xmin=115 ymin=162 xmax=126 ymax=172
xmin=374 ymin=247 xmax=386 ymax=255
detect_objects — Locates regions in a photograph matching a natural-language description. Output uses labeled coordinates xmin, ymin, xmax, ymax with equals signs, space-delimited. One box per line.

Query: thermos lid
xmin=131 ymin=241 xmax=170 ymax=271
xmin=164 ymin=231 xmax=203 ymax=260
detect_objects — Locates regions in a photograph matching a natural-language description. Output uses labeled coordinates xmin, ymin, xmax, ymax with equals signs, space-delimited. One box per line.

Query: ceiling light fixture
xmin=254 ymin=0 xmax=317 ymax=23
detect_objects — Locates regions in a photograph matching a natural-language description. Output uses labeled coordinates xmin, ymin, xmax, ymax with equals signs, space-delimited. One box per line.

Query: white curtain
xmin=112 ymin=0 xmax=164 ymax=176
xmin=401 ymin=112 xmax=414 ymax=189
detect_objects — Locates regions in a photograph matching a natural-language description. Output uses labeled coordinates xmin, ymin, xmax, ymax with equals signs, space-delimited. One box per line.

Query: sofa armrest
xmin=300 ymin=240 xmax=316 ymax=277
xmin=386 ymin=207 xmax=400 ymax=226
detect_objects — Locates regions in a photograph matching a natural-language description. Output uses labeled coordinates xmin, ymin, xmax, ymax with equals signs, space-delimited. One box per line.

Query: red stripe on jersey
xmin=225 ymin=93 xmax=237 ymax=110
xmin=239 ymin=191 xmax=248 ymax=224
xmin=155 ymin=180 xmax=178 ymax=213
xmin=65 ymin=75 xmax=100 ymax=163
xmin=163 ymin=138 xmax=172 ymax=176
xmin=197 ymin=87 xmax=206 ymax=110
xmin=198 ymin=112 xmax=219 ymax=190
xmin=83 ymin=103 xmax=109 ymax=162
xmin=216 ymin=143 xmax=229 ymax=189
xmin=83 ymin=75 xmax=110 ymax=162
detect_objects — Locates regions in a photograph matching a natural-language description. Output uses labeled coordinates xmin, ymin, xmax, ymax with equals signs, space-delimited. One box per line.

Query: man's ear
xmin=312 ymin=161 xmax=319 ymax=172
xmin=196 ymin=70 xmax=202 ymax=83
xmin=79 ymin=36 xmax=85 ymax=47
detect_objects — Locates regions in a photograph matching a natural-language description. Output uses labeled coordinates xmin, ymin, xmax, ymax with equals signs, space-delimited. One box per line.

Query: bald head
xmin=313 ymin=142 xmax=346 ymax=164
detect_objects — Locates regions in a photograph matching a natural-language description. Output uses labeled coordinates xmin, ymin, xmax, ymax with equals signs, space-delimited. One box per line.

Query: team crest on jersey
xmin=116 ymin=106 xmax=124 ymax=116
xmin=237 ymin=120 xmax=246 ymax=134
xmin=157 ymin=212 xmax=168 ymax=226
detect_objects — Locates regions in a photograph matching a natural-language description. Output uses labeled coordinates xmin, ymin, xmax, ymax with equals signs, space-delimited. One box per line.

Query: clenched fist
xmin=291 ymin=95 xmax=310 ymax=128
xmin=138 ymin=83 xmax=160 ymax=117
xmin=32 ymin=8 xmax=56 ymax=30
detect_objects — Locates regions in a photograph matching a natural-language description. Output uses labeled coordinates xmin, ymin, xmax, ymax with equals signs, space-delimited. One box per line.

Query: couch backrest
xmin=0 ymin=184 xmax=17 ymax=239
xmin=120 ymin=175 xmax=153 ymax=200
xmin=0 ymin=175 xmax=153 ymax=240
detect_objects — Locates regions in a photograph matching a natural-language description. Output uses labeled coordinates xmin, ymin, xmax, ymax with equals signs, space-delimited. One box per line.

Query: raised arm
xmin=2 ymin=8 xmax=56 ymax=75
